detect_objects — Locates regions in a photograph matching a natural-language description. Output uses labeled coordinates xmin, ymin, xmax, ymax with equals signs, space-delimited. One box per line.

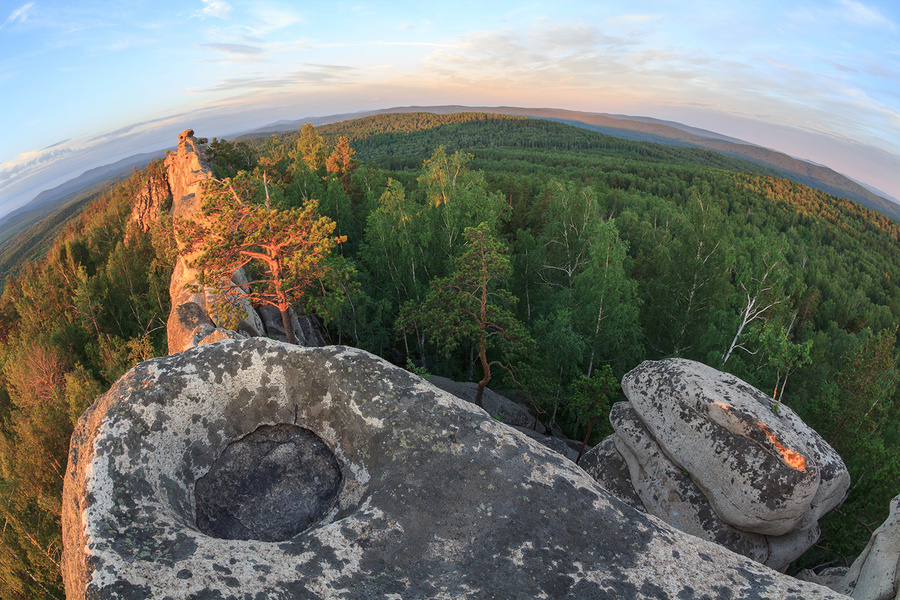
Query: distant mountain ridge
xmin=5 ymin=105 xmax=897 ymax=247
xmin=0 ymin=150 xmax=167 ymax=243
xmin=246 ymin=105 xmax=900 ymax=221
xmin=250 ymin=105 xmax=899 ymax=221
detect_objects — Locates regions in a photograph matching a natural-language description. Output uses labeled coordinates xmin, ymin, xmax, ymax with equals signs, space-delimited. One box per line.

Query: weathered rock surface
xmin=430 ymin=375 xmax=580 ymax=459
xmin=62 ymin=339 xmax=849 ymax=599
xmin=164 ymin=130 xmax=269 ymax=353
xmin=510 ymin=424 xmax=580 ymax=461
xmin=580 ymin=358 xmax=849 ymax=571
xmin=610 ymin=401 xmax=772 ymax=566
xmin=621 ymin=358 xmax=849 ymax=537
xmin=578 ymin=436 xmax=645 ymax=511
xmin=835 ymin=493 xmax=900 ymax=599
xmin=166 ymin=256 xmax=263 ymax=352
xmin=257 ymin=303 xmax=325 ymax=347
xmin=163 ymin=129 xmax=330 ymax=354
xmin=429 ymin=375 xmax=537 ymax=429
xmin=126 ymin=163 xmax=171 ymax=241
xmin=165 ymin=129 xmax=211 ymax=221
xmin=195 ymin=424 xmax=343 ymax=542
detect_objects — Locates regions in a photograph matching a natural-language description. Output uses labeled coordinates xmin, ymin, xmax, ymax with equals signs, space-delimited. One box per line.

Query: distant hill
xmin=252 ymin=105 xmax=900 ymax=221
xmin=5 ymin=105 xmax=897 ymax=272
xmin=0 ymin=150 xmax=167 ymax=283
xmin=0 ymin=150 xmax=166 ymax=243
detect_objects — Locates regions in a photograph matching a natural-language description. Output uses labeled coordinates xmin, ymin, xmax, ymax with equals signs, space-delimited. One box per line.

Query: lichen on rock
xmin=62 ymin=339 xmax=849 ymax=599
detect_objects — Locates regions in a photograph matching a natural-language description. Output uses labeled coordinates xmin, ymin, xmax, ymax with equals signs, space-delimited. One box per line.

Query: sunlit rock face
xmin=61 ymin=339 xmax=848 ymax=599
xmin=582 ymin=358 xmax=850 ymax=571
xmin=126 ymin=166 xmax=171 ymax=241
xmin=163 ymin=129 xmax=320 ymax=353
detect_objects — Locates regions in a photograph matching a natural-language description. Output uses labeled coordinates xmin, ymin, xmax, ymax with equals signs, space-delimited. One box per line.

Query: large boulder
xmin=62 ymin=339 xmax=848 ymax=599
xmin=621 ymin=358 xmax=849 ymax=537
xmin=166 ymin=256 xmax=264 ymax=353
xmin=578 ymin=436 xmax=644 ymax=511
xmin=429 ymin=375 xmax=537 ymax=429
xmin=610 ymin=401 xmax=771 ymax=565
xmin=257 ymin=304 xmax=326 ymax=347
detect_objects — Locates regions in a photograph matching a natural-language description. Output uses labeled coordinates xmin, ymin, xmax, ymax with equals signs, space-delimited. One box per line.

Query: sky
xmin=1 ymin=0 xmax=899 ymax=219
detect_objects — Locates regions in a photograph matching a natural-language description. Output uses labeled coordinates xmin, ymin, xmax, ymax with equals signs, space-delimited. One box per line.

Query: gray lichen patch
xmin=195 ymin=424 xmax=342 ymax=541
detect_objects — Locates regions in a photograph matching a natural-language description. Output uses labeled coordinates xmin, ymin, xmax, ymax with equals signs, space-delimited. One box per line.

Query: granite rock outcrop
xmin=581 ymin=358 xmax=850 ymax=571
xmin=61 ymin=339 xmax=849 ymax=599
xmin=126 ymin=162 xmax=171 ymax=241
xmin=163 ymin=130 xmax=321 ymax=353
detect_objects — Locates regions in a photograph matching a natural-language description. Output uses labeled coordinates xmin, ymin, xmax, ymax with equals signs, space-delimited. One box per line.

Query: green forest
xmin=2 ymin=112 xmax=899 ymax=597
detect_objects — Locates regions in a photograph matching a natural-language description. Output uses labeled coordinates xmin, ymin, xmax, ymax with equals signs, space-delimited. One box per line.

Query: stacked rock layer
xmin=581 ymin=358 xmax=850 ymax=571
xmin=163 ymin=129 xmax=325 ymax=353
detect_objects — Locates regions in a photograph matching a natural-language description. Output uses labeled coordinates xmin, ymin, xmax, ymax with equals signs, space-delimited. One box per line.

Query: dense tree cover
xmin=0 ymin=167 xmax=174 ymax=598
xmin=2 ymin=114 xmax=900 ymax=595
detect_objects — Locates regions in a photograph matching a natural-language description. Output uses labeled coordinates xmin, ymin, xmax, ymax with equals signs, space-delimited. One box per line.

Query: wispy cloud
xmin=0 ymin=2 xmax=35 ymax=30
xmin=839 ymin=0 xmax=897 ymax=30
xmin=198 ymin=0 xmax=232 ymax=20
xmin=201 ymin=42 xmax=264 ymax=58
xmin=0 ymin=143 xmax=75 ymax=184
xmin=195 ymin=65 xmax=356 ymax=93
xmin=604 ymin=14 xmax=663 ymax=27
xmin=244 ymin=6 xmax=302 ymax=36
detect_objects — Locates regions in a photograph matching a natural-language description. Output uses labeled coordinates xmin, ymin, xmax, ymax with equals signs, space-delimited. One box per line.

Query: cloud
xmin=0 ymin=143 xmax=75 ymax=184
xmin=199 ymin=0 xmax=232 ymax=20
xmin=201 ymin=42 xmax=264 ymax=57
xmin=0 ymin=2 xmax=35 ymax=30
xmin=791 ymin=0 xmax=897 ymax=31
xmin=244 ymin=6 xmax=301 ymax=36
xmin=197 ymin=65 xmax=357 ymax=93
xmin=604 ymin=14 xmax=663 ymax=27
xmin=839 ymin=0 xmax=897 ymax=30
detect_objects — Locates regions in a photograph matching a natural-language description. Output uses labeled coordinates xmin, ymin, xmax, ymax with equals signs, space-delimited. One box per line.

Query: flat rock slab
xmin=622 ymin=358 xmax=848 ymax=536
xmin=62 ymin=339 xmax=849 ymax=599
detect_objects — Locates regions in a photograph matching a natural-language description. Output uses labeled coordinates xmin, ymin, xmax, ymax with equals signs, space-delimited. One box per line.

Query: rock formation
xmin=163 ymin=129 xmax=322 ymax=353
xmin=62 ymin=338 xmax=848 ymax=599
xmin=430 ymin=375 xmax=584 ymax=461
xmin=126 ymin=162 xmax=171 ymax=241
xmin=832 ymin=493 xmax=900 ymax=599
xmin=581 ymin=358 xmax=850 ymax=571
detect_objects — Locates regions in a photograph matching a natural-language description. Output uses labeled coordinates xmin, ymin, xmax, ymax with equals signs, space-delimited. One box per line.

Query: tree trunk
xmin=576 ymin=417 xmax=596 ymax=464
xmin=475 ymin=381 xmax=487 ymax=408
xmin=281 ymin=307 xmax=298 ymax=345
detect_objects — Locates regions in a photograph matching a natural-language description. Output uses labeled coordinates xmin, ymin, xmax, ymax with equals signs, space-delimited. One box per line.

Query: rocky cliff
xmin=151 ymin=129 xmax=325 ymax=352
xmin=126 ymin=162 xmax=171 ymax=241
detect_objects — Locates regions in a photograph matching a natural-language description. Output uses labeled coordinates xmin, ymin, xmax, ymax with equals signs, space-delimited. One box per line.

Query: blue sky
xmin=1 ymin=0 xmax=899 ymax=217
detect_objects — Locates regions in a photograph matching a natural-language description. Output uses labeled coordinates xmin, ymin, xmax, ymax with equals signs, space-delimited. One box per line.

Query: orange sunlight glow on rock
xmin=758 ymin=423 xmax=807 ymax=471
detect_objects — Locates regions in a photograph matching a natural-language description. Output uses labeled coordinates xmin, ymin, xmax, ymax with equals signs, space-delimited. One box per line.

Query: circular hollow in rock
xmin=195 ymin=423 xmax=342 ymax=541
